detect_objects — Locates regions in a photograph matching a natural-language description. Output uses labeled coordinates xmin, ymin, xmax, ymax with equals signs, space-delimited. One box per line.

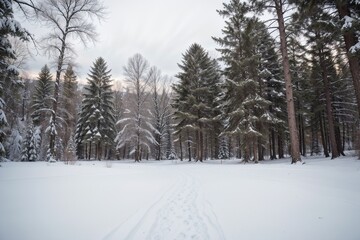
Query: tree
xmin=295 ymin=0 xmax=360 ymax=116
xmin=116 ymin=54 xmax=153 ymax=162
xmin=21 ymin=122 xmax=39 ymax=162
xmin=250 ymin=0 xmax=302 ymax=163
xmin=214 ymin=1 xmax=287 ymax=162
xmin=60 ymin=65 xmax=79 ymax=148
xmin=305 ymin=10 xmax=341 ymax=159
xmin=173 ymin=43 xmax=221 ymax=162
xmin=39 ymin=0 xmax=106 ymax=157
xmin=64 ymin=134 xmax=77 ymax=164
xmin=149 ymin=69 xmax=173 ymax=160
xmin=31 ymin=65 xmax=53 ymax=126
xmin=0 ymin=0 xmax=31 ymax=160
xmin=204 ymin=60 xmax=223 ymax=160
xmin=3 ymin=38 xmax=31 ymax=130
xmin=30 ymin=65 xmax=54 ymax=161
xmin=75 ymin=57 xmax=116 ymax=160
xmin=6 ymin=128 xmax=23 ymax=161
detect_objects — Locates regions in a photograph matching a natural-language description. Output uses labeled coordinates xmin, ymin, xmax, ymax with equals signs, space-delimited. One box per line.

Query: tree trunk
xmin=84 ymin=144 xmax=87 ymax=160
xmin=204 ymin=132 xmax=208 ymax=160
xmin=310 ymin=116 xmax=319 ymax=156
xmin=123 ymin=143 xmax=126 ymax=159
xmin=298 ymin=113 xmax=303 ymax=156
xmin=319 ymin=112 xmax=329 ymax=157
xmin=244 ymin=138 xmax=250 ymax=163
xmin=270 ymin=129 xmax=277 ymax=159
xmin=301 ymin=114 xmax=306 ymax=156
xmin=274 ymin=0 xmax=301 ymax=163
xmin=342 ymin=122 xmax=346 ymax=151
xmin=319 ymin=48 xmax=339 ymax=159
xmin=335 ymin=123 xmax=345 ymax=156
xmin=258 ymin=138 xmax=265 ymax=161
xmin=237 ymin=134 xmax=241 ymax=159
xmin=197 ymin=123 xmax=204 ymax=162
xmin=88 ymin=142 xmax=92 ymax=160
xmin=187 ymin=130 xmax=192 ymax=162
xmin=253 ymin=139 xmax=258 ymax=163
xmin=228 ymin=136 xmax=232 ymax=159
xmin=179 ymin=132 xmax=183 ymax=161
xmin=336 ymin=2 xmax=360 ymax=116
xmin=278 ymin=133 xmax=284 ymax=159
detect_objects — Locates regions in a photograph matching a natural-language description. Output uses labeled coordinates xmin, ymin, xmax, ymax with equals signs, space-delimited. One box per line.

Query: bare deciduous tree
xmin=38 ymin=0 xmax=106 ymax=158
xmin=117 ymin=54 xmax=153 ymax=162
xmin=149 ymin=68 xmax=173 ymax=160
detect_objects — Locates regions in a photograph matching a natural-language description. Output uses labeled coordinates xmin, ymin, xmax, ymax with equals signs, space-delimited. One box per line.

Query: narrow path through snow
xmin=104 ymin=172 xmax=225 ymax=240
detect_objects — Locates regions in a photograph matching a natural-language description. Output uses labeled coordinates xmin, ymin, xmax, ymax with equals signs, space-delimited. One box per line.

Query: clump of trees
xmin=1 ymin=0 xmax=359 ymax=162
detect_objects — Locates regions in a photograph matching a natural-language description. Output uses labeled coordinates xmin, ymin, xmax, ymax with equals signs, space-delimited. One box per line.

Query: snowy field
xmin=1 ymin=155 xmax=360 ymax=240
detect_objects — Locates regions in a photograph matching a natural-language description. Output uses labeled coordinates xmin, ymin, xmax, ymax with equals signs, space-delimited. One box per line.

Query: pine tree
xmin=75 ymin=57 xmax=116 ymax=160
xmin=30 ymin=65 xmax=54 ymax=161
xmin=173 ymin=43 xmax=221 ymax=162
xmin=6 ymin=128 xmax=23 ymax=161
xmin=305 ymin=11 xmax=341 ymax=159
xmin=64 ymin=134 xmax=77 ymax=164
xmin=332 ymin=47 xmax=358 ymax=154
xmin=0 ymin=0 xmax=30 ymax=160
xmin=256 ymin=22 xmax=286 ymax=160
xmin=294 ymin=0 xmax=360 ymax=116
xmin=205 ymin=60 xmax=223 ymax=159
xmin=21 ymin=123 xmax=38 ymax=162
xmin=249 ymin=0 xmax=302 ymax=163
xmin=31 ymin=65 xmax=54 ymax=126
xmin=218 ymin=136 xmax=229 ymax=159
xmin=213 ymin=3 xmax=275 ymax=163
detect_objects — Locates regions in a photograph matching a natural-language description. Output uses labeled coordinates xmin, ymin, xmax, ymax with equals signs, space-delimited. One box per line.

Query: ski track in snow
xmin=104 ymin=172 xmax=225 ymax=240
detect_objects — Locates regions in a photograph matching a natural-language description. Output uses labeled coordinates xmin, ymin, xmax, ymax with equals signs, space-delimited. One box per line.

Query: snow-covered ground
xmin=1 ymin=155 xmax=360 ymax=240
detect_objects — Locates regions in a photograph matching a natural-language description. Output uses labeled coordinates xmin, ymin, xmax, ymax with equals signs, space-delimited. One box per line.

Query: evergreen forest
xmin=1 ymin=0 xmax=360 ymax=164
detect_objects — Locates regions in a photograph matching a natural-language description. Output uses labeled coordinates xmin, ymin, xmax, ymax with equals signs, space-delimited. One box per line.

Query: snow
xmin=342 ymin=15 xmax=354 ymax=30
xmin=1 ymin=155 xmax=360 ymax=240
xmin=0 ymin=109 xmax=7 ymax=124
xmin=350 ymin=41 xmax=360 ymax=54
xmin=341 ymin=15 xmax=360 ymax=54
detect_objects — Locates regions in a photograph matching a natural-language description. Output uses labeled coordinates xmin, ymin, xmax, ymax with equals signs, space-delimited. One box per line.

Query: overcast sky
xmin=21 ymin=0 xmax=226 ymax=84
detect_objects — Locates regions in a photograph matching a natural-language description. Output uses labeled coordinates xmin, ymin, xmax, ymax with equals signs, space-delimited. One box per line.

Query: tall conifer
xmin=75 ymin=57 xmax=116 ymax=160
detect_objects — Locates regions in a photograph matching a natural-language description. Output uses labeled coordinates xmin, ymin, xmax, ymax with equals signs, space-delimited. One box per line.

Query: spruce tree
xmin=293 ymin=0 xmax=360 ymax=116
xmin=75 ymin=57 xmax=116 ymax=160
xmin=31 ymin=65 xmax=54 ymax=126
xmin=6 ymin=128 xmax=23 ymax=161
xmin=249 ymin=0 xmax=302 ymax=163
xmin=64 ymin=134 xmax=77 ymax=164
xmin=173 ymin=43 xmax=221 ymax=162
xmin=206 ymin=60 xmax=223 ymax=159
xmin=213 ymin=3 xmax=275 ymax=162
xmin=21 ymin=123 xmax=38 ymax=162
xmin=0 ymin=0 xmax=30 ymax=160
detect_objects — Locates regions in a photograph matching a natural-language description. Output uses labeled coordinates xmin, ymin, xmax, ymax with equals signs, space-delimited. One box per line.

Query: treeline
xmin=1 ymin=0 xmax=359 ymax=163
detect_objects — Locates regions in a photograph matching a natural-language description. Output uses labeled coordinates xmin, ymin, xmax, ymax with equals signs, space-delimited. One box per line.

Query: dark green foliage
xmin=31 ymin=65 xmax=53 ymax=126
xmin=173 ymin=43 xmax=222 ymax=161
xmin=75 ymin=57 xmax=116 ymax=160
xmin=21 ymin=124 xmax=38 ymax=162
xmin=0 ymin=0 xmax=30 ymax=159
xmin=214 ymin=1 xmax=282 ymax=162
